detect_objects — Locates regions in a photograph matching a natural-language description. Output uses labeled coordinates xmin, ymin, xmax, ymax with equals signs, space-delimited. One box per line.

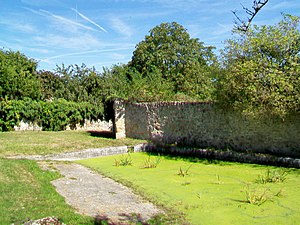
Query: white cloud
xmin=213 ymin=23 xmax=233 ymax=36
xmin=34 ymin=33 xmax=103 ymax=51
xmin=38 ymin=47 xmax=134 ymax=70
xmin=0 ymin=19 xmax=36 ymax=33
xmin=41 ymin=47 xmax=133 ymax=61
xmin=110 ymin=17 xmax=134 ymax=37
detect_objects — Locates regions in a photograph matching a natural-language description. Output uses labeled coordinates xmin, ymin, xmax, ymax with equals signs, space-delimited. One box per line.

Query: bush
xmin=218 ymin=14 xmax=300 ymax=117
xmin=0 ymin=99 xmax=104 ymax=132
xmin=0 ymin=49 xmax=41 ymax=100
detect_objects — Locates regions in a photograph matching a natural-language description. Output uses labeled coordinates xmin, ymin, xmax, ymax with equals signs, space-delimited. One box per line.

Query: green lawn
xmin=0 ymin=130 xmax=146 ymax=157
xmin=1 ymin=131 xmax=300 ymax=224
xmin=0 ymin=130 xmax=146 ymax=224
xmin=78 ymin=152 xmax=300 ymax=225
xmin=0 ymin=158 xmax=94 ymax=225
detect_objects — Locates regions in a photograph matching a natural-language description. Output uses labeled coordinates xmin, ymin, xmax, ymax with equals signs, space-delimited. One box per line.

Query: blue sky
xmin=0 ymin=0 xmax=299 ymax=71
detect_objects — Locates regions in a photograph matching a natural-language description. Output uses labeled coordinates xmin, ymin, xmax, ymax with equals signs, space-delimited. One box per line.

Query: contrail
xmin=39 ymin=9 xmax=98 ymax=32
xmin=71 ymin=8 xmax=107 ymax=33
xmin=41 ymin=47 xmax=133 ymax=61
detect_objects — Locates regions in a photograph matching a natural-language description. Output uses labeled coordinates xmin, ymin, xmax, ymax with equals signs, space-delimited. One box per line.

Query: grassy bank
xmin=78 ymin=152 xmax=300 ymax=225
xmin=0 ymin=130 xmax=145 ymax=157
xmin=0 ymin=131 xmax=146 ymax=224
xmin=0 ymin=158 xmax=94 ymax=224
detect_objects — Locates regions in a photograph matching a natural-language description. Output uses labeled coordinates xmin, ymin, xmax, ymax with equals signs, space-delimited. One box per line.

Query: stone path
xmin=9 ymin=146 xmax=163 ymax=224
xmin=39 ymin=161 xmax=162 ymax=224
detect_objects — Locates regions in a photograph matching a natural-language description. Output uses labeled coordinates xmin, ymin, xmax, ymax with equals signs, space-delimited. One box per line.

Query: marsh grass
xmin=243 ymin=185 xmax=270 ymax=205
xmin=255 ymin=169 xmax=288 ymax=184
xmin=143 ymin=154 xmax=161 ymax=168
xmin=214 ymin=174 xmax=223 ymax=184
xmin=177 ymin=165 xmax=192 ymax=177
xmin=114 ymin=153 xmax=133 ymax=167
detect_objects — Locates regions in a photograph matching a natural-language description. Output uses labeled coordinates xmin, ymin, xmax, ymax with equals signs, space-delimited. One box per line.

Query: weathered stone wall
xmin=123 ymin=101 xmax=300 ymax=158
xmin=14 ymin=119 xmax=112 ymax=131
xmin=113 ymin=100 xmax=126 ymax=138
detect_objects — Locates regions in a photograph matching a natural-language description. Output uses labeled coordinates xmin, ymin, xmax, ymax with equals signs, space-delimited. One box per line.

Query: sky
xmin=0 ymin=0 xmax=299 ymax=72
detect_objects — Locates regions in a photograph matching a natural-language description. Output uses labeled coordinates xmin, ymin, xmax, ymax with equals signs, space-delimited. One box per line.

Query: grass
xmin=0 ymin=130 xmax=146 ymax=224
xmin=1 ymin=131 xmax=300 ymax=224
xmin=0 ymin=158 xmax=94 ymax=225
xmin=0 ymin=130 xmax=146 ymax=157
xmin=78 ymin=152 xmax=300 ymax=225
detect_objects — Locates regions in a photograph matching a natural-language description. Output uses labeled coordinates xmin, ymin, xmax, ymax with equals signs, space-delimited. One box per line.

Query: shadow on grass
xmin=142 ymin=146 xmax=300 ymax=169
xmin=94 ymin=212 xmax=183 ymax=225
xmin=144 ymin=150 xmax=231 ymax=166
xmin=87 ymin=130 xmax=115 ymax=139
xmin=94 ymin=213 xmax=152 ymax=225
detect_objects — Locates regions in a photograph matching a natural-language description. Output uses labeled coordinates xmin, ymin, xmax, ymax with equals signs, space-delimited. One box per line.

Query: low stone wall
xmin=14 ymin=119 xmax=112 ymax=131
xmin=14 ymin=120 xmax=42 ymax=131
xmin=118 ymin=101 xmax=300 ymax=158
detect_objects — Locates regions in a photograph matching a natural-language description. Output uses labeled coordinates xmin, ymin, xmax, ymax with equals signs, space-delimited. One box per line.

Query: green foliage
xmin=243 ymin=185 xmax=285 ymax=206
xmin=51 ymin=64 xmax=103 ymax=105
xmin=0 ymin=49 xmax=41 ymax=100
xmin=256 ymin=169 xmax=288 ymax=184
xmin=218 ymin=14 xmax=300 ymax=117
xmin=37 ymin=70 xmax=64 ymax=101
xmin=102 ymin=65 xmax=174 ymax=102
xmin=243 ymin=185 xmax=269 ymax=206
xmin=0 ymin=98 xmax=103 ymax=132
xmin=114 ymin=153 xmax=133 ymax=167
xmin=214 ymin=174 xmax=222 ymax=185
xmin=143 ymin=154 xmax=161 ymax=168
xmin=129 ymin=22 xmax=217 ymax=101
xmin=177 ymin=165 xmax=192 ymax=177
xmin=0 ymin=99 xmax=25 ymax=131
xmin=0 ymin=159 xmax=93 ymax=224
xmin=40 ymin=99 xmax=103 ymax=131
xmin=79 ymin=153 xmax=300 ymax=224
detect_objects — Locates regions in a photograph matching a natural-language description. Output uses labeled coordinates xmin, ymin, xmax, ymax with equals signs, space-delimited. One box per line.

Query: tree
xmin=129 ymin=22 xmax=217 ymax=100
xmin=218 ymin=14 xmax=300 ymax=117
xmin=0 ymin=49 xmax=41 ymax=100
xmin=54 ymin=63 xmax=103 ymax=105
xmin=101 ymin=64 xmax=174 ymax=102
xmin=232 ymin=0 xmax=269 ymax=32
xmin=37 ymin=70 xmax=64 ymax=101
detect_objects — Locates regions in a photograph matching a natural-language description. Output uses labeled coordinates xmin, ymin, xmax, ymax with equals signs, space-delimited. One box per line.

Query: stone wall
xmin=113 ymin=100 xmax=126 ymax=138
xmin=14 ymin=119 xmax=112 ymax=131
xmin=121 ymin=101 xmax=300 ymax=158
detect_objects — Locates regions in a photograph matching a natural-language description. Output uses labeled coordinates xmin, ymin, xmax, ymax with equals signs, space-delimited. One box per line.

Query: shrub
xmin=0 ymin=99 xmax=104 ymax=132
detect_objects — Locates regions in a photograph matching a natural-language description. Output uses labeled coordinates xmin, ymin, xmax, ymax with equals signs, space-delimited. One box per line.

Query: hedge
xmin=0 ymin=98 xmax=104 ymax=131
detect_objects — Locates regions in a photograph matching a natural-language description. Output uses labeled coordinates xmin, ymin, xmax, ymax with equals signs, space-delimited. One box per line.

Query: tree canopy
xmin=0 ymin=49 xmax=41 ymax=100
xmin=129 ymin=22 xmax=217 ymax=100
xmin=218 ymin=14 xmax=300 ymax=117
xmin=1 ymin=14 xmax=299 ymax=119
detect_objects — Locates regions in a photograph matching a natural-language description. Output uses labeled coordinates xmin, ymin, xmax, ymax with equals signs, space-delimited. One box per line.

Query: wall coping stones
xmin=125 ymin=101 xmax=213 ymax=108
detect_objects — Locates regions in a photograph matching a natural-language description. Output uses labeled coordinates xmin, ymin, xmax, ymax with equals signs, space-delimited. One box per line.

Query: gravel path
xmin=38 ymin=160 xmax=163 ymax=224
xmin=8 ymin=146 xmax=163 ymax=224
